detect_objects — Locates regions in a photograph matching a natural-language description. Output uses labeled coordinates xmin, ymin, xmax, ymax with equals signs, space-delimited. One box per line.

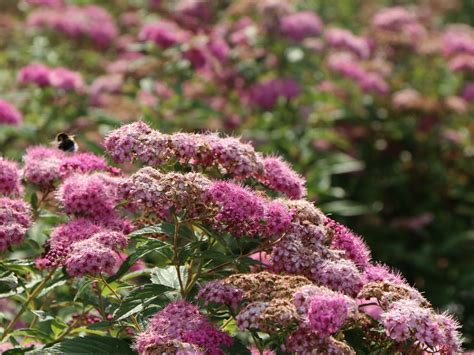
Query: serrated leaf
xmin=128 ymin=222 xmax=174 ymax=238
xmin=150 ymin=266 xmax=187 ymax=290
xmin=0 ymin=272 xmax=18 ymax=297
xmin=46 ymin=335 xmax=135 ymax=354
xmin=113 ymin=284 xmax=171 ymax=321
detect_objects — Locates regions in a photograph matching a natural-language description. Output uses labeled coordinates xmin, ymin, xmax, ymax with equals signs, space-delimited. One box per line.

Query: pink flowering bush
xmin=0 ymin=0 xmax=473 ymax=352
xmin=0 ymin=122 xmax=463 ymax=354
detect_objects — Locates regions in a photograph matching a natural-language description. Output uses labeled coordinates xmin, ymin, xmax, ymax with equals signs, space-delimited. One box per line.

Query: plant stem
xmin=1 ymin=268 xmax=56 ymax=340
xmin=100 ymin=274 xmax=120 ymax=301
xmin=172 ymin=218 xmax=185 ymax=295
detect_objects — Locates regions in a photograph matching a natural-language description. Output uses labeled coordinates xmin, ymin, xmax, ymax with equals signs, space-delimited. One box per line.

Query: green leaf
xmin=150 ymin=266 xmax=187 ymax=290
xmin=30 ymin=192 xmax=38 ymax=211
xmin=222 ymin=337 xmax=252 ymax=355
xmin=107 ymin=239 xmax=173 ymax=283
xmin=128 ymin=222 xmax=174 ymax=238
xmin=113 ymin=284 xmax=171 ymax=321
xmin=0 ymin=272 xmax=18 ymax=298
xmin=46 ymin=335 xmax=135 ymax=354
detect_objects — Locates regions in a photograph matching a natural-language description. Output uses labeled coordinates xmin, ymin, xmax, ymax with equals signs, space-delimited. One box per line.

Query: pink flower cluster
xmin=119 ymin=167 xmax=211 ymax=221
xmin=0 ymin=99 xmax=22 ymax=126
xmin=381 ymin=299 xmax=461 ymax=352
xmin=279 ymin=11 xmax=323 ymax=42
xmin=23 ymin=146 xmax=65 ymax=188
xmin=197 ymin=280 xmax=243 ymax=310
xmin=208 ymin=181 xmax=292 ymax=238
xmin=258 ymin=156 xmax=306 ymax=199
xmin=135 ymin=301 xmax=232 ymax=355
xmin=18 ymin=64 xmax=84 ymax=92
xmin=0 ymin=157 xmax=22 ymax=196
xmin=38 ymin=219 xmax=128 ymax=273
xmin=0 ymin=198 xmax=32 ymax=251
xmin=23 ymin=147 xmax=117 ymax=189
xmin=307 ymin=294 xmax=354 ymax=337
xmin=56 ymin=173 xmax=122 ymax=218
xmin=104 ymin=122 xmax=263 ymax=179
xmin=248 ymin=78 xmax=301 ymax=110
xmin=27 ymin=5 xmax=117 ymax=47
xmin=139 ymin=20 xmax=190 ymax=49
xmin=326 ymin=218 xmax=371 ymax=269
xmin=371 ymin=6 xmax=425 ymax=42
xmin=327 ymin=53 xmax=389 ymax=96
xmin=325 ymin=28 xmax=370 ymax=59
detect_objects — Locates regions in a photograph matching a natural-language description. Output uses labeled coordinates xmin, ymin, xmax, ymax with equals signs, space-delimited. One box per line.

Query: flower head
xmin=258 ymin=156 xmax=306 ymax=199
xmin=308 ymin=294 xmax=355 ymax=337
xmin=23 ymin=146 xmax=65 ymax=188
xmin=279 ymin=11 xmax=323 ymax=41
xmin=0 ymin=100 xmax=22 ymax=126
xmin=0 ymin=198 xmax=32 ymax=251
xmin=0 ymin=157 xmax=22 ymax=196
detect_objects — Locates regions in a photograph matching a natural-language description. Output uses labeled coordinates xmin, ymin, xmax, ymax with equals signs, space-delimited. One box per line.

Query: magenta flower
xmin=65 ymin=239 xmax=120 ymax=277
xmin=56 ymin=173 xmax=122 ymax=218
xmin=326 ymin=218 xmax=371 ymax=270
xmin=461 ymin=82 xmax=474 ymax=102
xmin=17 ymin=63 xmax=51 ymax=87
xmin=135 ymin=301 xmax=232 ymax=355
xmin=27 ymin=5 xmax=117 ymax=47
xmin=362 ymin=263 xmax=407 ymax=285
xmin=325 ymin=28 xmax=370 ymax=58
xmin=48 ymin=67 xmax=84 ymax=92
xmin=0 ymin=100 xmax=22 ymax=126
xmin=442 ymin=28 xmax=474 ymax=57
xmin=311 ymin=258 xmax=363 ymax=296
xmin=59 ymin=152 xmax=119 ymax=178
xmin=23 ymin=146 xmax=65 ymax=188
xmin=248 ymin=78 xmax=300 ymax=110
xmin=308 ymin=294 xmax=354 ymax=337
xmin=279 ymin=11 xmax=323 ymax=41
xmin=258 ymin=156 xmax=306 ymax=199
xmin=381 ymin=299 xmax=461 ymax=353
xmin=138 ymin=20 xmax=190 ymax=48
xmin=208 ymin=181 xmax=265 ymax=237
xmin=0 ymin=157 xmax=22 ymax=196
xmin=198 ymin=280 xmax=244 ymax=310
xmin=0 ymin=198 xmax=32 ymax=251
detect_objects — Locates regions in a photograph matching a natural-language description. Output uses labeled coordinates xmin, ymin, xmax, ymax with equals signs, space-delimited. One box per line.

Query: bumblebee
xmin=55 ymin=132 xmax=78 ymax=152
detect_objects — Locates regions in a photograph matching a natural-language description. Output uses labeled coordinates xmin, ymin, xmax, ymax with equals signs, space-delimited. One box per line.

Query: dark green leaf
xmin=113 ymin=284 xmax=171 ymax=321
xmin=46 ymin=335 xmax=135 ymax=354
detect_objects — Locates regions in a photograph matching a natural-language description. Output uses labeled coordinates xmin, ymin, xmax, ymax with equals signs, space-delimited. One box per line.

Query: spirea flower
xmin=17 ymin=63 xmax=51 ymax=87
xmin=281 ymin=199 xmax=326 ymax=225
xmin=48 ymin=67 xmax=84 ymax=92
xmin=65 ymin=239 xmax=120 ymax=276
xmin=258 ymin=156 xmax=306 ymax=199
xmin=27 ymin=5 xmax=117 ymax=47
xmin=135 ymin=301 xmax=232 ymax=355
xmin=0 ymin=100 xmax=22 ymax=126
xmin=362 ymin=263 xmax=407 ymax=285
xmin=311 ymin=258 xmax=363 ymax=296
xmin=325 ymin=28 xmax=370 ymax=58
xmin=208 ymin=181 xmax=265 ymax=237
xmin=307 ymin=294 xmax=354 ymax=337
xmin=59 ymin=152 xmax=118 ymax=178
xmin=285 ymin=325 xmax=354 ymax=354
xmin=442 ymin=27 xmax=474 ymax=57
xmin=38 ymin=216 xmax=131 ymax=268
xmin=372 ymin=7 xmax=417 ymax=31
xmin=0 ymin=198 xmax=32 ymax=251
xmin=326 ymin=218 xmax=371 ymax=270
xmin=56 ymin=173 xmax=122 ymax=217
xmin=138 ymin=20 xmax=190 ymax=48
xmin=103 ymin=121 xmax=153 ymax=163
xmin=23 ymin=146 xmax=65 ymax=188
xmin=248 ymin=78 xmax=300 ymax=110
xmin=198 ymin=280 xmax=244 ymax=310
xmin=0 ymin=157 xmax=22 ymax=196
xmin=120 ymin=167 xmax=211 ymax=220
xmin=279 ymin=11 xmax=323 ymax=41
xmin=105 ymin=123 xmax=263 ymax=179
xmin=381 ymin=299 xmax=461 ymax=353
xmin=261 ymin=201 xmax=293 ymax=237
